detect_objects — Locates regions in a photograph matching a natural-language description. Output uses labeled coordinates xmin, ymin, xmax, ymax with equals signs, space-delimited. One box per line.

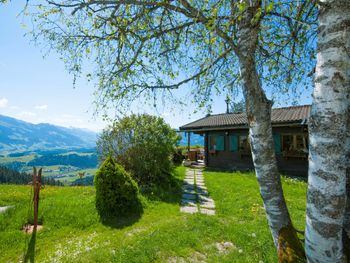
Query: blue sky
xmin=0 ymin=2 xmax=312 ymax=132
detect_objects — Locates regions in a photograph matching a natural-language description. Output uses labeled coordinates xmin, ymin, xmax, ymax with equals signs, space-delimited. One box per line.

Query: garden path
xmin=180 ymin=168 xmax=216 ymax=215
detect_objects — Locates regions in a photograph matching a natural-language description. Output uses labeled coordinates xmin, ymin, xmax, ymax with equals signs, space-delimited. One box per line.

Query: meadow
xmin=0 ymin=167 xmax=307 ymax=262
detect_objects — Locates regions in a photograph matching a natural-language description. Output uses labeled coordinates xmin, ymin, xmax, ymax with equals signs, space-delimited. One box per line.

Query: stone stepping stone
xmin=196 ymin=182 xmax=205 ymax=187
xmin=0 ymin=206 xmax=14 ymax=213
xmin=197 ymin=189 xmax=209 ymax=196
xmin=184 ymin=180 xmax=194 ymax=185
xmin=196 ymin=179 xmax=204 ymax=183
xmin=182 ymin=193 xmax=197 ymax=200
xmin=198 ymin=196 xmax=213 ymax=202
xmin=183 ymin=189 xmax=196 ymax=195
xmin=200 ymin=208 xmax=216 ymax=216
xmin=182 ymin=184 xmax=195 ymax=190
xmin=181 ymin=199 xmax=197 ymax=207
xmin=199 ymin=201 xmax=215 ymax=209
xmin=180 ymin=206 xmax=199 ymax=214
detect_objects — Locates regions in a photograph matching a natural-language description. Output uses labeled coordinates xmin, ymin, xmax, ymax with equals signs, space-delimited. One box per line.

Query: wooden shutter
xmin=273 ymin=133 xmax=281 ymax=153
xmin=229 ymin=135 xmax=238 ymax=152
xmin=216 ymin=135 xmax=224 ymax=151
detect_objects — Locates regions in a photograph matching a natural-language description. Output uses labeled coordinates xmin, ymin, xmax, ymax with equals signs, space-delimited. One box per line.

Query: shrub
xmin=97 ymin=114 xmax=180 ymax=187
xmin=94 ymin=157 xmax=141 ymax=218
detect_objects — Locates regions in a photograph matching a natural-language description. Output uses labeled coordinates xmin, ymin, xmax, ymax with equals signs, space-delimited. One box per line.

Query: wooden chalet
xmin=179 ymin=105 xmax=310 ymax=176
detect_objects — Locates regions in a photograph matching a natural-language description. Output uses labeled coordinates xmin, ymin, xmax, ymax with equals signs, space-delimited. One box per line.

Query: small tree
xmin=94 ymin=157 xmax=141 ymax=218
xmin=97 ymin=114 xmax=180 ymax=187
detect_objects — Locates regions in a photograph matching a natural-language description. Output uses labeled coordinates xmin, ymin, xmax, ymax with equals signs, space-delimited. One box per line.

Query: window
xmin=238 ymin=135 xmax=250 ymax=152
xmin=282 ymin=134 xmax=308 ymax=152
xmin=282 ymin=135 xmax=294 ymax=151
xmin=209 ymin=135 xmax=217 ymax=151
xmin=209 ymin=134 xmax=224 ymax=151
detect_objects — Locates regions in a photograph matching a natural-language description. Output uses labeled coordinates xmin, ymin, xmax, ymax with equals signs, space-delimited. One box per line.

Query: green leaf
xmin=266 ymin=2 xmax=274 ymax=12
xmin=238 ymin=2 xmax=247 ymax=12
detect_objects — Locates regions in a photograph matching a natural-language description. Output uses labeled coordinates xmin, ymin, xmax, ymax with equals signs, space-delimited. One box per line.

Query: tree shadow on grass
xmin=23 ymin=231 xmax=36 ymax=263
xmin=100 ymin=210 xmax=143 ymax=229
xmin=98 ymin=197 xmax=144 ymax=229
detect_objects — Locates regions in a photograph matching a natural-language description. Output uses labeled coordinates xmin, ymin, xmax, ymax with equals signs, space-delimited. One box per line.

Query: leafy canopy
xmin=28 ymin=0 xmax=317 ymax=113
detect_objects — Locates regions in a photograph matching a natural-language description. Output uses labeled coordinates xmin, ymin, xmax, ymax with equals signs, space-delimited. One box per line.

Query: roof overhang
xmin=179 ymin=121 xmax=307 ymax=132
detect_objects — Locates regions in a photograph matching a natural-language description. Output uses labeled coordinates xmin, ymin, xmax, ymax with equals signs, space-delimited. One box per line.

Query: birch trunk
xmin=237 ymin=1 xmax=304 ymax=261
xmin=305 ymin=1 xmax=350 ymax=262
xmin=343 ymin=107 xmax=350 ymax=260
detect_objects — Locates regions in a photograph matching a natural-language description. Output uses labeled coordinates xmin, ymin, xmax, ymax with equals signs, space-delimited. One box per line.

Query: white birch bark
xmin=344 ymin=104 xmax=350 ymax=260
xmin=305 ymin=1 xmax=350 ymax=262
xmin=237 ymin=2 xmax=302 ymax=257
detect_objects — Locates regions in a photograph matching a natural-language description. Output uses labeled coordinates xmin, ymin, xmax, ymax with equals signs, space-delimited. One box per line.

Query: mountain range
xmin=0 ymin=115 xmax=97 ymax=155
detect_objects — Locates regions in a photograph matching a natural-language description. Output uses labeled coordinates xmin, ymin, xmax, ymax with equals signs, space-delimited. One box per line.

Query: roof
xmin=180 ymin=105 xmax=311 ymax=131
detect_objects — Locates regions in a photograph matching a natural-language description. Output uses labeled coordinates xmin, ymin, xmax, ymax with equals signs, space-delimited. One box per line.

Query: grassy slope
xmin=0 ymin=167 xmax=307 ymax=263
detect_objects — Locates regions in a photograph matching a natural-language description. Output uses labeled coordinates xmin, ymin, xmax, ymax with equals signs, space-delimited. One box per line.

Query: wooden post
xmin=32 ymin=167 xmax=42 ymax=231
xmin=78 ymin=172 xmax=85 ymax=186
xmin=187 ymin=132 xmax=191 ymax=158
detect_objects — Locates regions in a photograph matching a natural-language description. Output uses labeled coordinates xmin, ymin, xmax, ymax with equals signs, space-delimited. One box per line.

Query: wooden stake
xmin=32 ymin=167 xmax=42 ymax=231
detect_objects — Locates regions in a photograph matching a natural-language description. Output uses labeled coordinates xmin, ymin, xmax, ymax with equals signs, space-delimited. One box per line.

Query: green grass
xmin=0 ymin=167 xmax=307 ymax=262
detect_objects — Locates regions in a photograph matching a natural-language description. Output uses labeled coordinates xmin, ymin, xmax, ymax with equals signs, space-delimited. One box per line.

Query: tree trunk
xmin=305 ymin=1 xmax=350 ymax=262
xmin=237 ymin=1 xmax=304 ymax=261
xmin=343 ymin=106 xmax=350 ymax=261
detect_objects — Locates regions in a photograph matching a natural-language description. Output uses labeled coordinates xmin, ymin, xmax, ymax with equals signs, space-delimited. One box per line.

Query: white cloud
xmin=0 ymin=97 xmax=8 ymax=108
xmin=18 ymin=111 xmax=37 ymax=117
xmin=10 ymin=105 xmax=20 ymax=110
xmin=35 ymin=105 xmax=48 ymax=110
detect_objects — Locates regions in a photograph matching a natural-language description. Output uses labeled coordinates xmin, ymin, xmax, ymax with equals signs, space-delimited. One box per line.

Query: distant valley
xmin=0 ymin=115 xmax=202 ymax=186
xmin=0 ymin=115 xmax=98 ymax=185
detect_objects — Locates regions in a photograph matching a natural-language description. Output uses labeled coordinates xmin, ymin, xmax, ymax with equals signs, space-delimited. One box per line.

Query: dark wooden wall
xmin=204 ymin=126 xmax=308 ymax=177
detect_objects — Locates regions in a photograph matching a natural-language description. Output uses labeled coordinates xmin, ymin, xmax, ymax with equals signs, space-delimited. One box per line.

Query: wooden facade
xmin=180 ymin=105 xmax=311 ymax=177
xmin=199 ymin=126 xmax=308 ymax=176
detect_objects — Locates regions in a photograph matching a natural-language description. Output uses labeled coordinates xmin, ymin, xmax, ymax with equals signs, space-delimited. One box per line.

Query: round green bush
xmin=97 ymin=114 xmax=181 ymax=187
xmin=94 ymin=156 xmax=141 ymax=218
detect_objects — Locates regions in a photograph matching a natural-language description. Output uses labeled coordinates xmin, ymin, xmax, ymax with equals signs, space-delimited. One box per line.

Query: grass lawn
xmin=0 ymin=167 xmax=307 ymax=262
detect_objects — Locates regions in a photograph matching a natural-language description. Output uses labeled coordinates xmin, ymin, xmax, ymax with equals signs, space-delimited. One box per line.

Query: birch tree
xmin=305 ymin=0 xmax=350 ymax=262
xmin=27 ymin=0 xmax=316 ymax=260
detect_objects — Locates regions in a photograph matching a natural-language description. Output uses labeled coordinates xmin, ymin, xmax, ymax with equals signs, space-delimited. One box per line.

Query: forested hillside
xmin=0 ymin=166 xmax=63 ymax=186
xmin=28 ymin=153 xmax=98 ymax=168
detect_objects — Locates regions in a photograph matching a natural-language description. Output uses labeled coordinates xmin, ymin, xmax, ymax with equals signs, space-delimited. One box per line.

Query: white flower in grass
xmin=251 ymin=233 xmax=256 ymax=238
xmin=238 ymin=249 xmax=243 ymax=253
